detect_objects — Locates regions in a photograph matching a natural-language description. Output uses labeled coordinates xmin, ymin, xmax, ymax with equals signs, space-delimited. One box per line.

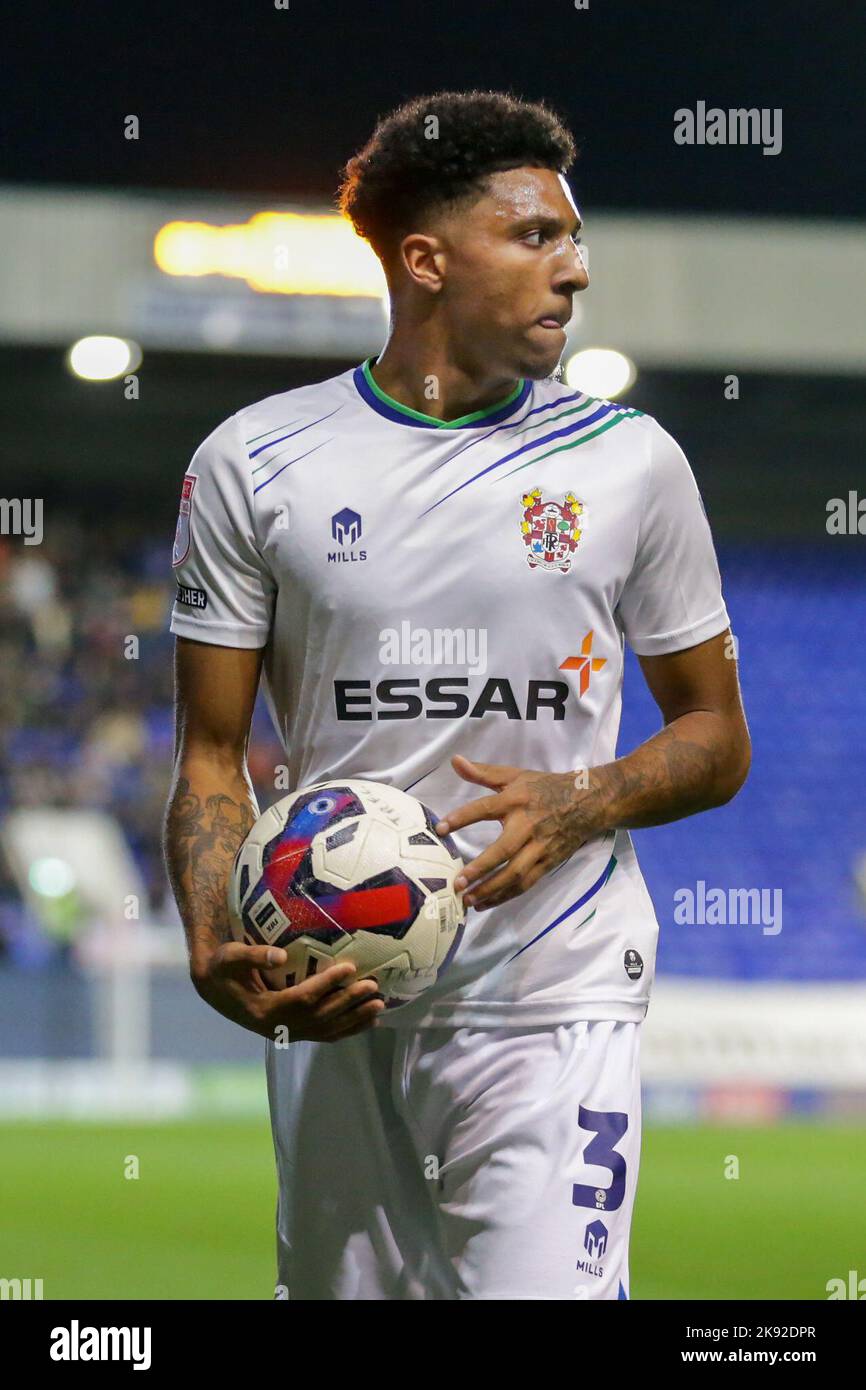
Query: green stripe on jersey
xmin=503 ymin=395 xmax=599 ymax=440
xmin=497 ymin=409 xmax=641 ymax=481
xmin=244 ymin=422 xmax=296 ymax=446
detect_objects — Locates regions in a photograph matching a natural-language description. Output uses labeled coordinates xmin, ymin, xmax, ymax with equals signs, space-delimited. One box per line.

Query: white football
xmin=228 ymin=779 xmax=466 ymax=1009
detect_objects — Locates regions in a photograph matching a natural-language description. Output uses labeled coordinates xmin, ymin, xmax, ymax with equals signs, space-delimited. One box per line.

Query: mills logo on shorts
xmin=584 ymin=1219 xmax=609 ymax=1260
xmin=519 ymin=488 xmax=584 ymax=572
xmin=172 ymin=474 xmax=196 ymax=568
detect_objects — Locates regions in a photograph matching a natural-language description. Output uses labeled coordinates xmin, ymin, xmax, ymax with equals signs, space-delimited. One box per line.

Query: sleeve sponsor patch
xmin=175 ymin=585 xmax=208 ymax=609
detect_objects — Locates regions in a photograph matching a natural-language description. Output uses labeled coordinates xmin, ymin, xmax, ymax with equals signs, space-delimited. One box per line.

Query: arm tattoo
xmin=165 ymin=776 xmax=255 ymax=954
xmin=596 ymin=722 xmax=725 ymax=831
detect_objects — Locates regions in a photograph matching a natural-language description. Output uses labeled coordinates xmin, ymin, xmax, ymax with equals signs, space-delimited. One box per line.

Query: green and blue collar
xmin=353 ymin=356 xmax=531 ymax=429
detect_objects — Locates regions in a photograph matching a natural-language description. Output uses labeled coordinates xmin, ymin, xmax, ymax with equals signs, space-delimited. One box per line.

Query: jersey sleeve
xmin=169 ymin=413 xmax=275 ymax=649
xmin=617 ymin=421 xmax=729 ymax=656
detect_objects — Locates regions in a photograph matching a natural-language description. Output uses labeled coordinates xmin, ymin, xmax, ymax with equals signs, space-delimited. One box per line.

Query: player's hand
xmin=435 ymin=754 xmax=610 ymax=910
xmin=191 ymin=943 xmax=385 ymax=1042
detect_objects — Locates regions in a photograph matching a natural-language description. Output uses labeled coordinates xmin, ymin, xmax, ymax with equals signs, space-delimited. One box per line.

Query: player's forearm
xmin=590 ymin=709 xmax=751 ymax=833
xmin=163 ymin=754 xmax=259 ymax=976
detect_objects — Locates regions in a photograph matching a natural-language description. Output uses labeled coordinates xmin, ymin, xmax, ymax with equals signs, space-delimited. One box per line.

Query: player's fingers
xmin=212 ymin=942 xmax=288 ymax=976
xmin=253 ymin=961 xmax=358 ymax=1026
xmin=464 ymin=842 xmax=545 ymax=909
xmin=290 ymin=960 xmax=358 ymax=1003
xmin=258 ymin=967 xmax=364 ymax=1034
xmin=454 ymin=826 xmax=529 ymax=891
xmin=315 ymin=976 xmax=382 ymax=1020
xmin=450 ymin=754 xmax=522 ymax=789
xmin=435 ymin=791 xmax=507 ymax=835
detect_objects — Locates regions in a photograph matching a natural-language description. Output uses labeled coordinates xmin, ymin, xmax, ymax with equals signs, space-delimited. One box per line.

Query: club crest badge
xmin=520 ymin=488 xmax=583 ymax=572
xmin=172 ymin=473 xmax=196 ymax=568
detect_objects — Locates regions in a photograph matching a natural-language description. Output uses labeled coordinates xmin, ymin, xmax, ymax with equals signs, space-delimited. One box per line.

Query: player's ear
xmin=399 ymin=232 xmax=446 ymax=293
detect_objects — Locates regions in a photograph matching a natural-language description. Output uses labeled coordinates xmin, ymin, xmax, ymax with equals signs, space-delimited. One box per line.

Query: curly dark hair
xmin=337 ymin=90 xmax=577 ymax=261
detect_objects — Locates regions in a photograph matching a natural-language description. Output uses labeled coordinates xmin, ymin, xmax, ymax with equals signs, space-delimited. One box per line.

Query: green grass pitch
xmin=1 ymin=1120 xmax=863 ymax=1299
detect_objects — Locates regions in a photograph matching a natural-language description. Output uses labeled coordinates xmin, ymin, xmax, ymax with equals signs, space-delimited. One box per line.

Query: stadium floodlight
xmin=154 ymin=212 xmax=387 ymax=298
xmin=28 ymin=856 xmax=76 ymax=898
xmin=67 ymin=335 xmax=142 ymax=381
xmin=564 ymin=347 xmax=637 ymax=398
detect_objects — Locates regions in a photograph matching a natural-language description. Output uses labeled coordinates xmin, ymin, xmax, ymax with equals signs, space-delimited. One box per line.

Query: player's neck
xmin=369 ymin=333 xmax=521 ymax=424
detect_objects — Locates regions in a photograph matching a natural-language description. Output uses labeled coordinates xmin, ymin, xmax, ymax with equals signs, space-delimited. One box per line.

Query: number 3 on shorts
xmin=571 ymin=1106 xmax=628 ymax=1212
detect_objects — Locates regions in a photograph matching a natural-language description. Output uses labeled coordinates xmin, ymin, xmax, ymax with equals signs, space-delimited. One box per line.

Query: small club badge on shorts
xmin=624 ymin=949 xmax=644 ymax=980
xmin=519 ymin=488 xmax=583 ymax=572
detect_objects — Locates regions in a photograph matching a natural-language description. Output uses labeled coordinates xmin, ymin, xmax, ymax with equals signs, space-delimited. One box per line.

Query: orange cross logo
xmin=559 ymin=630 xmax=607 ymax=697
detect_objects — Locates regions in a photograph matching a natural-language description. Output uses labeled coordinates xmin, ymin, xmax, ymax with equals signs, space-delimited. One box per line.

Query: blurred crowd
xmin=0 ymin=524 xmax=283 ymax=965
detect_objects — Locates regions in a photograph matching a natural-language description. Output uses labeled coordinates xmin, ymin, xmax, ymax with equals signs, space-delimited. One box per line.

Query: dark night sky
xmin=5 ymin=0 xmax=865 ymax=217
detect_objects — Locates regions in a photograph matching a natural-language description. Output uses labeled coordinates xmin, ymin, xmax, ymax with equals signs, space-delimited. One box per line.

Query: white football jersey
xmin=169 ymin=359 xmax=729 ymax=1027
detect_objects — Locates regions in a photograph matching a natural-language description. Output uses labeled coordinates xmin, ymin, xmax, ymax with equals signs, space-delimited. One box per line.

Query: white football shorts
xmin=266 ymin=1017 xmax=642 ymax=1300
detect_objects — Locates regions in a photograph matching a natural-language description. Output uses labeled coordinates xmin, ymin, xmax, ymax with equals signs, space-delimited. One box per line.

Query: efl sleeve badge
xmin=172 ymin=473 xmax=197 ymax=568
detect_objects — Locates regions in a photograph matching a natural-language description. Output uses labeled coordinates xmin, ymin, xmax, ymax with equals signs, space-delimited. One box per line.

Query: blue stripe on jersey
xmin=353 ymin=361 xmax=532 ymax=429
xmin=499 ymin=387 xmax=588 ymax=434
xmin=618 ymin=1280 xmax=628 ymax=1300
xmin=505 ymin=852 xmax=618 ymax=963
xmin=419 ymin=402 xmax=617 ymax=516
xmin=420 ymin=388 xmax=591 ymax=479
xmin=252 ymin=440 xmax=332 ymax=494
xmin=248 ymin=407 xmax=345 ymax=462
xmin=402 ymin=763 xmax=443 ymax=794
